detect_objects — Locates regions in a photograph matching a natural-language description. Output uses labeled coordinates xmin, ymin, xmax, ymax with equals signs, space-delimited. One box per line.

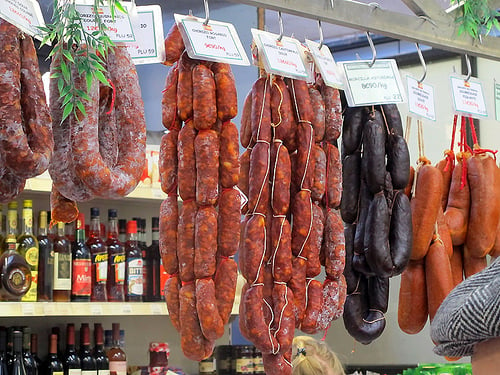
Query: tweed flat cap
xmin=430 ymin=257 xmax=500 ymax=357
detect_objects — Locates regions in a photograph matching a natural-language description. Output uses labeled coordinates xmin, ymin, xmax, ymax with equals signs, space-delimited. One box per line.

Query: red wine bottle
xmin=43 ymin=334 xmax=63 ymax=375
xmin=79 ymin=324 xmax=96 ymax=375
xmin=63 ymin=324 xmax=81 ymax=375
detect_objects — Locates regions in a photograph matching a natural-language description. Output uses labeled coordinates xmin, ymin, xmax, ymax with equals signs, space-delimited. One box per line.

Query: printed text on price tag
xmin=75 ymin=4 xmax=134 ymax=42
xmin=0 ymin=0 xmax=46 ymax=39
xmin=407 ymin=75 xmax=436 ymax=121
xmin=305 ymin=39 xmax=343 ymax=89
xmin=450 ymin=76 xmax=487 ymax=119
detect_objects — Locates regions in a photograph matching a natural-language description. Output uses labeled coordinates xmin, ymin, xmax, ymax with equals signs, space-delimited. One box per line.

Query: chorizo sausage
xmin=286 ymin=78 xmax=313 ymax=124
xmin=240 ymin=215 xmax=266 ymax=285
xmin=97 ymin=76 xmax=119 ymax=169
xmin=196 ymin=278 xmax=225 ymax=340
xmin=300 ymin=279 xmax=323 ymax=334
xmin=389 ymin=191 xmax=412 ymax=276
xmin=177 ymin=201 xmax=197 ymax=282
xmin=165 ymin=274 xmax=181 ymax=331
xmin=305 ymin=203 xmax=323 ymax=278
xmin=311 ymin=144 xmax=326 ymax=203
xmin=214 ymin=257 xmax=238 ymax=324
xmin=450 ymin=245 xmax=464 ymax=287
xmin=217 ymin=188 xmax=241 ymax=257
xmin=262 ymin=351 xmax=292 ymax=375
xmin=463 ymin=246 xmax=487 ymax=278
xmin=272 ymin=283 xmax=295 ymax=354
xmin=195 ymin=130 xmax=219 ymax=205
xmin=404 ymin=166 xmax=415 ymax=198
xmin=270 ymin=216 xmax=292 ymax=283
xmin=288 ymin=256 xmax=307 ymax=326
xmin=211 ymin=62 xmax=237 ymax=121
xmin=323 ymin=209 xmax=346 ymax=279
xmin=248 ymin=142 xmax=270 ymax=215
xmin=317 ymin=276 xmax=344 ymax=330
xmin=163 ymin=22 xmax=185 ymax=66
xmin=294 ymin=123 xmax=315 ymax=191
xmin=386 ymin=134 xmax=410 ymax=190
xmin=177 ymin=121 xmax=197 ymax=201
xmin=251 ymin=76 xmax=272 ymax=142
xmin=177 ymin=52 xmax=195 ymax=121
xmin=161 ymin=64 xmax=180 ymax=130
xmin=436 ymin=157 xmax=454 ymax=211
xmin=240 ymin=90 xmax=253 ymax=148
xmin=340 ymin=151 xmax=361 ymax=224
xmin=363 ymin=109 xmax=386 ymax=195
xmin=320 ymin=82 xmax=342 ymax=143
xmin=194 ymin=206 xmax=217 ymax=279
xmin=324 ymin=143 xmax=342 ymax=209
xmin=238 ymin=149 xmax=251 ymax=214
xmin=398 ymin=259 xmax=428 ymax=334
xmin=291 ymin=190 xmax=313 ymax=257
xmin=270 ymin=141 xmax=291 ymax=215
xmin=159 ymin=195 xmax=179 ymax=274
xmin=308 ymin=85 xmax=325 ymax=142
xmin=271 ymin=76 xmax=293 ymax=143
xmin=193 ymin=64 xmax=217 ymax=130
xmin=239 ymin=282 xmax=251 ymax=341
xmin=50 ymin=187 xmax=79 ymax=223
xmin=159 ymin=129 xmax=179 ymax=195
xmin=219 ymin=121 xmax=240 ymax=188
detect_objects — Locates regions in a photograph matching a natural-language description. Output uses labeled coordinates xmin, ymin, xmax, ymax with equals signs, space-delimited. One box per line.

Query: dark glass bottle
xmin=87 ymin=208 xmax=107 ymax=302
xmin=63 ymin=324 xmax=81 ymax=375
xmin=145 ymin=217 xmax=161 ymax=302
xmin=30 ymin=334 xmax=41 ymax=372
xmin=0 ymin=327 xmax=7 ymax=375
xmin=124 ymin=221 xmax=143 ymax=302
xmin=7 ymin=327 xmax=14 ymax=368
xmin=37 ymin=210 xmax=53 ymax=301
xmin=22 ymin=328 xmax=37 ymax=375
xmin=92 ymin=324 xmax=109 ymax=375
xmin=43 ymin=334 xmax=63 ymax=375
xmin=71 ymin=214 xmax=91 ymax=302
xmin=106 ymin=324 xmax=126 ymax=375
xmin=52 ymin=222 xmax=72 ymax=302
xmin=106 ymin=210 xmax=125 ymax=302
xmin=10 ymin=331 xmax=26 ymax=375
xmin=50 ymin=328 xmax=62 ymax=361
xmin=132 ymin=218 xmax=147 ymax=301
xmin=79 ymin=324 xmax=96 ymax=375
xmin=17 ymin=200 xmax=39 ymax=302
xmin=117 ymin=220 xmax=127 ymax=245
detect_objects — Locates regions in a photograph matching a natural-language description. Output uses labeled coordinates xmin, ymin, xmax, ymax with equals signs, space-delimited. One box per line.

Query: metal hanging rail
xmin=227 ymin=0 xmax=500 ymax=61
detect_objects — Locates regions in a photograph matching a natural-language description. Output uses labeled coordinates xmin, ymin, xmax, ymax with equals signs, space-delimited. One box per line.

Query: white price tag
xmin=251 ymin=29 xmax=310 ymax=81
xmin=339 ymin=59 xmax=405 ymax=107
xmin=150 ymin=303 xmax=162 ymax=315
xmin=124 ymin=5 xmax=164 ymax=65
xmin=43 ymin=303 xmax=55 ymax=315
xmin=175 ymin=14 xmax=249 ymax=66
xmin=75 ymin=3 xmax=134 ymax=42
xmin=450 ymin=75 xmax=487 ymax=119
xmin=122 ymin=304 xmax=132 ymax=314
xmin=305 ymin=39 xmax=344 ymax=89
xmin=0 ymin=0 xmax=46 ymax=39
xmin=406 ymin=75 xmax=436 ymax=121
xmin=90 ymin=304 xmax=103 ymax=315
xmin=494 ymin=80 xmax=500 ymax=121
xmin=21 ymin=303 xmax=35 ymax=316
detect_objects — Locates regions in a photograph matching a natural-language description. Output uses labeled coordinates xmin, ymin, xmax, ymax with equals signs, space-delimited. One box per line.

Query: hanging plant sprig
xmin=451 ymin=0 xmax=500 ymax=40
xmin=39 ymin=0 xmax=126 ymax=122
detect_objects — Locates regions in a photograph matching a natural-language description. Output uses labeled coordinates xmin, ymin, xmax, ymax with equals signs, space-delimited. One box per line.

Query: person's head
xmin=292 ymin=336 xmax=345 ymax=375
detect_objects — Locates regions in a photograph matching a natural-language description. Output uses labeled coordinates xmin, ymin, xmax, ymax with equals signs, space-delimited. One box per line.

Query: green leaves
xmin=451 ymin=0 xmax=500 ymax=40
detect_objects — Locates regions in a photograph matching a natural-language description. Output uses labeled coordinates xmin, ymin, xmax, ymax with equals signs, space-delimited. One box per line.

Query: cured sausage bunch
xmin=159 ymin=24 xmax=239 ymax=361
xmin=238 ymin=73 xmax=345 ymax=374
xmin=0 ymin=20 xmax=53 ymax=202
xmin=48 ymin=44 xmax=146 ymax=222
xmin=341 ymin=104 xmax=412 ymax=344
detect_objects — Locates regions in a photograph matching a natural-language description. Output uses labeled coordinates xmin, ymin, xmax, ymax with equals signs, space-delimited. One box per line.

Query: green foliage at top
xmin=452 ymin=0 xmax=500 ymax=40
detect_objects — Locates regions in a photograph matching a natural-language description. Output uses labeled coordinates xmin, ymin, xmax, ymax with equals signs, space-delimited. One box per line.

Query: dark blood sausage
xmin=163 ymin=22 xmax=185 ymax=66
xmin=342 ymin=107 xmax=365 ymax=155
xmin=383 ymin=171 xmax=394 ymax=212
xmin=305 ymin=203 xmax=323 ymax=278
xmin=177 ymin=52 xmax=195 ymax=121
xmin=291 ymin=190 xmax=313 ymax=257
xmin=177 ymin=121 xmax=197 ymax=201
xmin=214 ymin=258 xmax=238 ymax=324
xmin=238 ymin=149 xmax=251 ymax=213
xmin=211 ymin=62 xmax=237 ymax=121
xmin=159 ymin=195 xmax=179 ymax=274
xmin=194 ymin=206 xmax=217 ymax=279
xmin=193 ymin=64 xmax=217 ymax=130
xmin=324 ymin=144 xmax=342 ymax=209
xmin=240 ymin=215 xmax=266 ymax=285
xmin=353 ymin=179 xmax=372 ymax=255
xmin=270 ymin=216 xmax=292 ymax=283
xmin=363 ymin=110 xmax=386 ymax=195
xmin=240 ymin=91 xmax=253 ymax=148
xmin=195 ymin=130 xmax=219 ymax=206
xmin=352 ymin=253 xmax=374 ymax=277
xmin=286 ymin=78 xmax=313 ymax=124
xmin=219 ymin=121 xmax=240 ymax=188
xmin=368 ymin=276 xmax=389 ymax=313
xmin=72 ymin=46 xmax=146 ymax=199
xmin=289 ymin=256 xmax=307 ymax=327
xmin=364 ymin=192 xmax=392 ymax=278
xmin=271 ymin=76 xmax=293 ymax=143
xmin=50 ymin=187 xmax=79 ymax=223
xmin=300 ymin=279 xmax=323 ymax=334
xmin=340 ymin=151 xmax=361 ymax=223
xmin=270 ymin=141 xmax=291 ymax=215
xmin=381 ymin=104 xmax=403 ymax=136
xmin=294 ymin=123 xmax=315 ymax=191
xmin=217 ymin=188 xmax=241 ymax=257
xmin=251 ymin=76 xmax=272 ymax=142
xmin=323 ymin=209 xmax=346 ymax=279
xmin=308 ymin=85 xmax=325 ymax=142
xmin=320 ymin=83 xmax=342 ymax=143
xmin=311 ymin=144 xmax=326 ymax=203
xmin=177 ymin=201 xmax=197 ymax=282
xmin=248 ymin=142 xmax=270 ymax=215
xmin=398 ymin=259 xmax=428 ymax=334
xmin=343 ymin=224 xmax=358 ymax=294
xmin=389 ymin=191 xmax=412 ymax=276
xmin=436 ymin=157 xmax=453 ymax=211
xmin=159 ymin=130 xmax=179 ymax=195
xmin=272 ymin=283 xmax=295 ymax=354
xmin=165 ymin=274 xmax=181 ymax=331
xmin=386 ymin=134 xmax=410 ymax=190
xmin=196 ymin=278 xmax=225 ymax=340
xmin=161 ymin=64 xmax=179 ymax=130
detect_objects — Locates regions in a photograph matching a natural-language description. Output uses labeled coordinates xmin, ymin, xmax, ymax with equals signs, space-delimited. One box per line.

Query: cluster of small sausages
xmin=0 ymin=20 xmax=53 ymax=202
xmin=159 ymin=23 xmax=240 ymax=361
xmin=238 ymin=73 xmax=345 ymax=374
xmin=341 ymin=105 xmax=412 ymax=344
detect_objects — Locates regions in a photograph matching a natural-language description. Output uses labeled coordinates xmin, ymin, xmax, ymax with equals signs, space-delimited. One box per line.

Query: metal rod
xmin=415 ymin=42 xmax=427 ymax=83
xmin=318 ymin=20 xmax=324 ymax=50
xmin=366 ymin=31 xmax=376 ymax=67
xmin=277 ymin=11 xmax=284 ymax=41
xmin=203 ymin=0 xmax=210 ymax=25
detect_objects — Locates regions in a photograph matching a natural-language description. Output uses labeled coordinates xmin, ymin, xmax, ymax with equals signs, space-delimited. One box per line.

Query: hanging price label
xmin=494 ymin=80 xmax=500 ymax=121
xmin=0 ymin=0 xmax=46 ymax=39
xmin=339 ymin=59 xmax=405 ymax=107
xmin=175 ymin=14 xmax=249 ymax=65
xmin=124 ymin=5 xmax=165 ymax=65
xmin=75 ymin=3 xmax=135 ymax=42
xmin=406 ymin=75 xmax=436 ymax=121
xmin=450 ymin=75 xmax=487 ymax=119
xmin=305 ymin=39 xmax=344 ymax=89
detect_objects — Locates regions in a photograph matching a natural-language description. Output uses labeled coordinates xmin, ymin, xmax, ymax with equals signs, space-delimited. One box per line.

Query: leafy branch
xmin=452 ymin=0 xmax=500 ymax=40
xmin=39 ymin=0 xmax=126 ymax=122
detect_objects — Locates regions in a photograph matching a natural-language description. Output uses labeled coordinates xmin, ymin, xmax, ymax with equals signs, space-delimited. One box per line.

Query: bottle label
xmin=111 ymin=253 xmax=126 ymax=283
xmin=142 ymin=262 xmax=148 ymax=297
xmin=82 ymin=371 xmax=98 ymax=375
xmin=109 ymin=361 xmax=127 ymax=375
xmin=68 ymin=369 xmax=82 ymax=375
xmin=52 ymin=372 xmax=64 ymax=375
xmin=72 ymin=259 xmax=92 ymax=296
xmin=24 ymin=246 xmax=39 ymax=267
xmin=53 ymin=252 xmax=72 ymax=290
xmin=21 ymin=270 xmax=37 ymax=301
xmin=199 ymin=361 xmax=215 ymax=372
xmin=93 ymin=252 xmax=108 ymax=282
xmin=236 ymin=358 xmax=253 ymax=373
xmin=97 ymin=370 xmax=110 ymax=375
xmin=127 ymin=258 xmax=143 ymax=296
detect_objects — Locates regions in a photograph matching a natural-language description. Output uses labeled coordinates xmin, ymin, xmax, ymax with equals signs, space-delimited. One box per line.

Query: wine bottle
xmin=10 ymin=331 xmax=26 ymax=375
xmin=87 ymin=208 xmax=107 ymax=302
xmin=92 ymin=325 xmax=109 ymax=375
xmin=17 ymin=200 xmax=39 ymax=302
xmin=43 ymin=334 xmax=63 ymax=375
xmin=71 ymin=214 xmax=91 ymax=302
xmin=106 ymin=324 xmax=126 ymax=375
xmin=0 ymin=327 xmax=7 ymax=375
xmin=132 ymin=218 xmax=147 ymax=300
xmin=124 ymin=221 xmax=143 ymax=302
xmin=22 ymin=328 xmax=37 ymax=375
xmin=106 ymin=210 xmax=125 ymax=302
xmin=79 ymin=324 xmax=96 ymax=375
xmin=53 ymin=222 xmax=72 ymax=302
xmin=145 ymin=217 xmax=161 ymax=302
xmin=37 ymin=210 xmax=54 ymax=301
xmin=30 ymin=334 xmax=41 ymax=372
xmin=63 ymin=324 xmax=81 ymax=375
xmin=117 ymin=220 xmax=126 ymax=245
xmin=50 ymin=328 xmax=62 ymax=361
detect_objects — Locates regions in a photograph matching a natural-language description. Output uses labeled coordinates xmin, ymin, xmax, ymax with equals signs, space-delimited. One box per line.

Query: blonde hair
xmin=292 ymin=336 xmax=345 ymax=375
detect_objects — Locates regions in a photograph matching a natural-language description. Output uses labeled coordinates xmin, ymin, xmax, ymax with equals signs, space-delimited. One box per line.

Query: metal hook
xmin=415 ymin=43 xmax=427 ymax=83
xmin=277 ymin=11 xmax=284 ymax=42
xmin=318 ymin=20 xmax=324 ymax=50
xmin=203 ymin=0 xmax=210 ymax=25
xmin=366 ymin=31 xmax=376 ymax=67
xmin=464 ymin=53 xmax=472 ymax=81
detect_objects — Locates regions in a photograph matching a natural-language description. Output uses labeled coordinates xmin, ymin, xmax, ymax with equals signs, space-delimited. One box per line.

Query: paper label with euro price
xmin=406 ymin=75 xmax=436 ymax=121
xmin=0 ymin=0 xmax=46 ymax=40
xmin=450 ymin=75 xmax=487 ymax=119
xmin=305 ymin=39 xmax=344 ymax=89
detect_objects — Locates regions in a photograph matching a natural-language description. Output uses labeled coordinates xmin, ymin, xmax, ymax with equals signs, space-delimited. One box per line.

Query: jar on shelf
xmin=199 ymin=350 xmax=215 ymax=375
xmin=253 ymin=347 xmax=264 ymax=374
xmin=233 ymin=345 xmax=254 ymax=375
xmin=216 ymin=345 xmax=232 ymax=375
xmin=148 ymin=342 xmax=169 ymax=375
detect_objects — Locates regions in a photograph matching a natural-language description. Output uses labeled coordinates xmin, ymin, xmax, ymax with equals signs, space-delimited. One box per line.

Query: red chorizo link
xmin=177 ymin=121 xmax=197 ymax=201
xmin=463 ymin=247 xmax=487 ymax=278
xmin=450 ymin=245 xmax=464 ymax=286
xmin=271 ymin=76 xmax=293 ymax=143
xmin=251 ymin=76 xmax=272 ymax=142
xmin=270 ymin=141 xmax=291 ymax=215
xmin=214 ymin=258 xmax=238 ymax=324
xmin=291 ymin=190 xmax=313 ymax=257
xmin=262 ymin=264 xmax=274 ymax=325
xmin=398 ymin=259 xmax=428 ymax=334
xmin=219 ymin=121 xmax=240 ymax=188
xmin=324 ymin=143 xmax=342 ymax=208
xmin=161 ymin=64 xmax=180 ymax=130
xmin=238 ymin=149 xmax=251 ymax=214
xmin=336 ymin=275 xmax=347 ymax=320
xmin=239 ymin=282 xmax=251 ymax=341
xmin=177 ymin=52 xmax=195 ymax=121
xmin=178 ymin=201 xmax=197 ymax=282
xmin=320 ymin=83 xmax=342 ymax=142
xmin=163 ymin=22 xmax=185 ymax=66
xmin=165 ymin=274 xmax=181 ymax=331
xmin=317 ymin=278 xmax=339 ymax=331
xmin=270 ymin=216 xmax=292 ymax=283
xmin=294 ymin=123 xmax=315 ymax=190
xmin=308 ymin=85 xmax=325 ymax=142
xmin=272 ymin=283 xmax=294 ymax=354
xmin=211 ymin=62 xmax=237 ymax=121
xmin=305 ymin=203 xmax=323 ymax=278
xmin=193 ymin=64 xmax=217 ymax=130
xmin=0 ymin=168 xmax=25 ymax=203
xmin=217 ymin=188 xmax=241 ymax=257
xmin=97 ymin=74 xmax=119 ymax=169
xmin=248 ymin=142 xmax=270 ymax=215
xmin=323 ymin=208 xmax=345 ymax=279
xmin=311 ymin=144 xmax=326 ymax=203
xmin=196 ymin=278 xmax=225 ymax=340
xmin=195 ymin=130 xmax=219 ymax=205
xmin=288 ymin=256 xmax=307 ymax=327
xmin=286 ymin=78 xmax=313 ymax=124
xmin=194 ymin=206 xmax=217 ymax=279
xmin=262 ymin=351 xmax=292 ymax=375
xmin=436 ymin=157 xmax=453 ymax=211
xmin=240 ymin=215 xmax=266 ymax=284
xmin=50 ymin=186 xmax=79 ymax=223
xmin=159 ymin=130 xmax=179 ymax=195
xmin=159 ymin=195 xmax=178 ymax=274
xmin=240 ymin=91 xmax=253 ymax=148
xmin=300 ymin=279 xmax=323 ymax=334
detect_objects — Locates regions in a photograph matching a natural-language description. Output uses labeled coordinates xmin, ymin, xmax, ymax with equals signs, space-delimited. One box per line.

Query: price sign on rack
xmin=406 ymin=75 xmax=436 ymax=121
xmin=0 ymin=0 xmax=46 ymax=39
xmin=305 ymin=39 xmax=343 ymax=89
xmin=450 ymin=75 xmax=487 ymax=119
xmin=494 ymin=80 xmax=500 ymax=121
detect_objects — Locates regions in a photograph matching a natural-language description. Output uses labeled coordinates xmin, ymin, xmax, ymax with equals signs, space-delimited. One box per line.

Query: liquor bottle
xmin=22 ymin=328 xmax=37 ymax=375
xmin=65 ymin=222 xmax=75 ymax=243
xmin=87 ymin=208 xmax=107 ymax=302
xmin=47 ymin=212 xmax=56 ymax=241
xmin=79 ymin=324 xmax=96 ymax=375
xmin=37 ymin=210 xmax=53 ymax=301
xmin=53 ymin=222 xmax=72 ymax=302
xmin=92 ymin=324 xmax=109 ymax=375
xmin=132 ymin=218 xmax=148 ymax=301
xmin=145 ymin=217 xmax=161 ymax=302
xmin=106 ymin=324 xmax=126 ymax=375
xmin=30 ymin=334 xmax=41 ymax=371
xmin=0 ymin=327 xmax=7 ymax=375
xmin=71 ymin=214 xmax=91 ymax=302
xmin=43 ymin=334 xmax=63 ymax=375
xmin=117 ymin=220 xmax=126 ymax=245
xmin=124 ymin=221 xmax=143 ymax=302
xmin=6 ymin=327 xmax=14 ymax=368
xmin=17 ymin=200 xmax=39 ymax=301
xmin=0 ymin=202 xmax=32 ymax=301
xmin=106 ymin=210 xmax=125 ymax=302
xmin=63 ymin=324 xmax=81 ymax=375
xmin=50 ymin=327 xmax=62 ymax=361
xmin=10 ymin=331 xmax=26 ymax=375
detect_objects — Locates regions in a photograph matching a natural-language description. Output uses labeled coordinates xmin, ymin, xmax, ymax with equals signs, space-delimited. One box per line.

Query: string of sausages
xmin=159 ymin=23 xmax=240 ymax=361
